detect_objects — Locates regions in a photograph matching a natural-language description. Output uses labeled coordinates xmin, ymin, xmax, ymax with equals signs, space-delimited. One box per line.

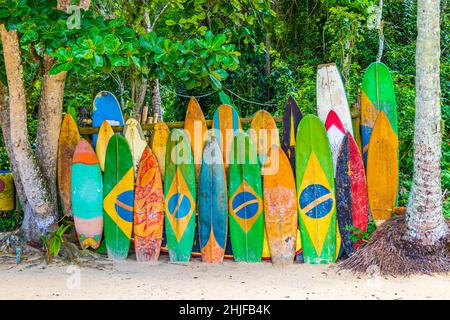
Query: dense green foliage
xmin=0 ymin=0 xmax=448 ymax=230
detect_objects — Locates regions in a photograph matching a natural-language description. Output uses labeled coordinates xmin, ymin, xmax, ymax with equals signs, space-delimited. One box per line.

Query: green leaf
xmin=165 ymin=19 xmax=176 ymax=26
xmin=209 ymin=74 xmax=222 ymax=90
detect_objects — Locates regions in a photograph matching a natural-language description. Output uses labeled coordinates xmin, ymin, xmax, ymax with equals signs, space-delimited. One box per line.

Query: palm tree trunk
xmin=406 ymin=0 xmax=448 ymax=245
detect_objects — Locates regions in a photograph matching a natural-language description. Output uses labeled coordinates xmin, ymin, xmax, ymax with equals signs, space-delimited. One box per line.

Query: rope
xmin=161 ymin=86 xmax=278 ymax=107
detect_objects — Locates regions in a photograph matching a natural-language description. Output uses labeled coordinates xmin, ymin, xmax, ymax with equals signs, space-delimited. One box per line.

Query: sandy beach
xmin=0 ymin=254 xmax=449 ymax=300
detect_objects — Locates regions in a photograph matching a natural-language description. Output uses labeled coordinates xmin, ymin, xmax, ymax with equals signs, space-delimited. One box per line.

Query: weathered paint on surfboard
xmin=296 ymin=115 xmax=337 ymax=264
xmin=317 ymin=63 xmax=353 ymax=137
xmin=263 ymin=145 xmax=297 ymax=265
xmin=336 ymin=133 xmax=369 ymax=255
xmin=133 ymin=147 xmax=164 ymax=262
xmin=164 ymin=129 xmax=196 ymax=262
xmin=58 ymin=114 xmax=81 ymax=217
xmin=151 ymin=122 xmax=170 ymax=182
xmin=282 ymin=96 xmax=303 ymax=176
xmin=184 ymin=97 xmax=207 ymax=181
xmin=324 ymin=110 xmax=346 ymax=173
xmin=95 ymin=120 xmax=114 ymax=172
xmin=361 ymin=62 xmax=398 ymax=165
xmin=212 ymin=104 xmax=242 ymax=173
xmin=71 ymin=139 xmax=103 ymax=249
xmin=124 ymin=118 xmax=147 ymax=175
xmin=0 ymin=171 xmax=14 ymax=211
xmin=103 ymin=134 xmax=134 ymax=260
xmin=228 ymin=131 xmax=264 ymax=262
xmin=249 ymin=110 xmax=280 ymax=260
xmin=366 ymin=112 xmax=398 ymax=222
xmin=92 ymin=91 xmax=124 ymax=147
xmin=198 ymin=137 xmax=228 ymax=263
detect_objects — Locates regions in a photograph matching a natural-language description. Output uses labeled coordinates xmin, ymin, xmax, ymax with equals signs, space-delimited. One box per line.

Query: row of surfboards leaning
xmin=57 ymin=61 xmax=399 ymax=265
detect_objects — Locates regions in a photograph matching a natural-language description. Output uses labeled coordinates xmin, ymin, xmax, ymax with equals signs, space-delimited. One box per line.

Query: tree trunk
xmin=36 ymin=55 xmax=67 ymax=208
xmin=149 ymin=78 xmax=162 ymax=121
xmin=0 ymin=26 xmax=57 ymax=242
xmin=376 ymin=0 xmax=384 ymax=62
xmin=406 ymin=0 xmax=448 ymax=245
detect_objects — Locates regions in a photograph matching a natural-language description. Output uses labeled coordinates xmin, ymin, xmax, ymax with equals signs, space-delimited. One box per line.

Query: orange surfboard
xmin=151 ymin=122 xmax=170 ymax=182
xmin=57 ymin=113 xmax=80 ymax=217
xmin=366 ymin=111 xmax=398 ymax=223
xmin=133 ymin=147 xmax=165 ymax=262
xmin=263 ymin=146 xmax=297 ymax=265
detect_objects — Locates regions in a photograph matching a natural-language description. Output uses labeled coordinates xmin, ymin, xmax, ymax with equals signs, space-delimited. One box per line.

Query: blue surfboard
xmin=92 ymin=91 xmax=124 ymax=147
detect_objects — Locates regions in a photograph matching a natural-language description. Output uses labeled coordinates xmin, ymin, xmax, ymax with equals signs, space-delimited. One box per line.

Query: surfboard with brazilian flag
xmin=295 ymin=115 xmax=337 ymax=264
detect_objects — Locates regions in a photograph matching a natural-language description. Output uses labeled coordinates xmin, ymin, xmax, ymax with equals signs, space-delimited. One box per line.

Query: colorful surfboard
xmin=0 ymin=171 xmax=14 ymax=211
xmin=281 ymin=96 xmax=303 ymax=176
xmin=134 ymin=147 xmax=164 ymax=262
xmin=228 ymin=131 xmax=264 ymax=262
xmin=317 ymin=63 xmax=353 ymax=137
xmin=296 ymin=115 xmax=337 ymax=264
xmin=212 ymin=104 xmax=242 ymax=173
xmin=92 ymin=91 xmax=124 ymax=147
xmin=57 ymin=114 xmax=80 ymax=217
xmin=325 ymin=110 xmax=346 ymax=173
xmin=361 ymin=62 xmax=398 ymax=165
xmin=249 ymin=110 xmax=280 ymax=260
xmin=198 ymin=137 xmax=228 ymax=263
xmin=164 ymin=129 xmax=196 ymax=262
xmin=335 ymin=133 xmax=369 ymax=255
xmin=151 ymin=122 xmax=170 ymax=182
xmin=366 ymin=112 xmax=398 ymax=223
xmin=71 ymin=139 xmax=103 ymax=249
xmin=103 ymin=134 xmax=134 ymax=260
xmin=95 ymin=120 xmax=114 ymax=172
xmin=124 ymin=118 xmax=147 ymax=175
xmin=263 ymin=146 xmax=297 ymax=265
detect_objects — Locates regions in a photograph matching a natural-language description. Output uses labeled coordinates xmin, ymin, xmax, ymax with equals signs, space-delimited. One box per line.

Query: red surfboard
xmin=335 ymin=133 xmax=369 ymax=255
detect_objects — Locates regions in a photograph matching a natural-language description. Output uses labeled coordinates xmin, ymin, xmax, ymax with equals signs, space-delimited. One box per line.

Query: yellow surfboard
xmin=95 ymin=120 xmax=114 ymax=172
xmin=366 ymin=111 xmax=398 ymax=223
xmin=124 ymin=118 xmax=147 ymax=175
xmin=151 ymin=122 xmax=170 ymax=182
xmin=249 ymin=110 xmax=280 ymax=260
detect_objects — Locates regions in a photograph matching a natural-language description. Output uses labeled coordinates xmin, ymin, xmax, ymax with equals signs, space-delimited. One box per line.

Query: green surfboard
xmin=228 ymin=131 xmax=264 ymax=262
xmin=164 ymin=129 xmax=197 ymax=262
xmin=295 ymin=115 xmax=337 ymax=264
xmin=361 ymin=62 xmax=398 ymax=164
xmin=103 ymin=134 xmax=134 ymax=260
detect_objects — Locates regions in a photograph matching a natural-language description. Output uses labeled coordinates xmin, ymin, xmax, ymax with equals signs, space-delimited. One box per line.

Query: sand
xmin=0 ymin=254 xmax=449 ymax=300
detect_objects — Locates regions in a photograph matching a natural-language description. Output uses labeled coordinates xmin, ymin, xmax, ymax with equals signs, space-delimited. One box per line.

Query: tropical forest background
xmin=0 ymin=0 xmax=448 ymax=230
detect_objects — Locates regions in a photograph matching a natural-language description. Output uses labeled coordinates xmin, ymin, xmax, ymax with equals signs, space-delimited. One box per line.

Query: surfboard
xmin=324 ymin=110 xmax=346 ymax=173
xmin=249 ymin=110 xmax=280 ymax=260
xmin=317 ymin=63 xmax=353 ymax=136
xmin=92 ymin=91 xmax=124 ymax=147
xmin=0 ymin=171 xmax=14 ymax=211
xmin=71 ymin=139 xmax=103 ymax=249
xmin=263 ymin=145 xmax=297 ymax=265
xmin=164 ymin=129 xmax=196 ymax=262
xmin=335 ymin=133 xmax=369 ymax=255
xmin=133 ymin=147 xmax=164 ymax=262
xmin=57 ymin=113 xmax=80 ymax=217
xmin=228 ymin=131 xmax=264 ymax=262
xmin=124 ymin=118 xmax=147 ymax=175
xmin=282 ymin=96 xmax=303 ymax=176
xmin=296 ymin=115 xmax=337 ymax=264
xmin=366 ymin=112 xmax=398 ymax=223
xmin=212 ymin=104 xmax=242 ymax=173
xmin=95 ymin=120 xmax=114 ymax=172
xmin=103 ymin=134 xmax=134 ymax=260
xmin=361 ymin=62 xmax=398 ymax=165
xmin=151 ymin=122 xmax=170 ymax=182
xmin=198 ymin=137 xmax=228 ymax=263
xmin=184 ymin=97 xmax=207 ymax=181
